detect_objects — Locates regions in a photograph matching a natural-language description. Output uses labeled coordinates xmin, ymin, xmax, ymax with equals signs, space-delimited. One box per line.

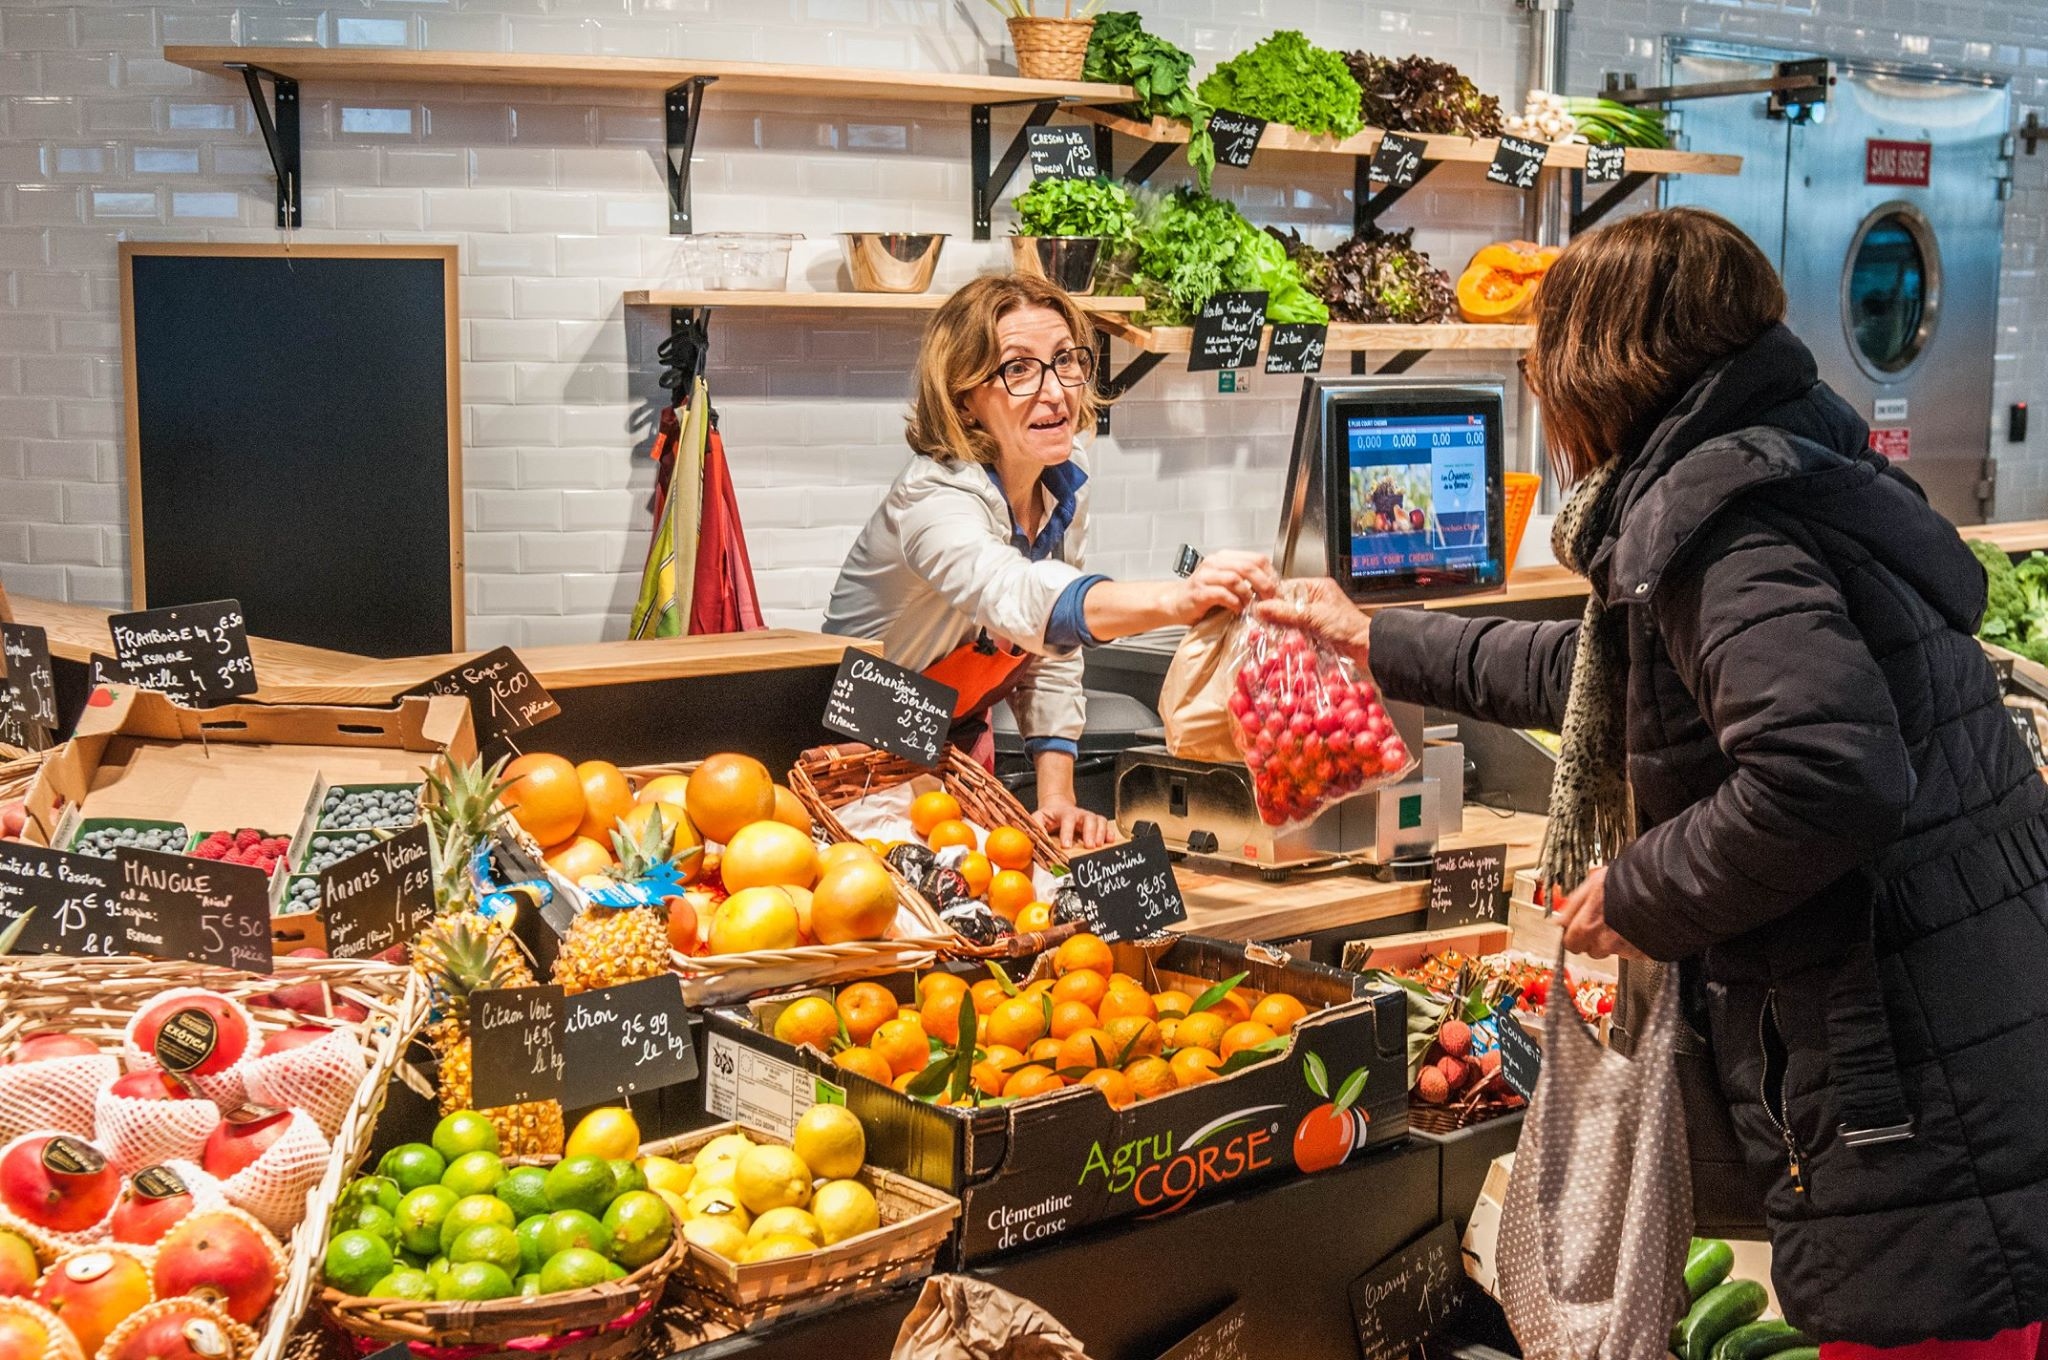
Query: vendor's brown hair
xmin=1529 ymin=207 xmax=1786 ymax=484
xmin=908 ymin=274 xmax=1101 ymax=464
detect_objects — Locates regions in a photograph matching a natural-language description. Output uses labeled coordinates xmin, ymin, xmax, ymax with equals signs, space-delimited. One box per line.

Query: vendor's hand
xmin=1254 ymin=578 xmax=1372 ymax=666
xmin=1035 ymin=795 xmax=1116 ymax=850
xmin=1552 ymin=867 xmax=1650 ymax=962
xmin=1169 ymin=551 xmax=1279 ymax=625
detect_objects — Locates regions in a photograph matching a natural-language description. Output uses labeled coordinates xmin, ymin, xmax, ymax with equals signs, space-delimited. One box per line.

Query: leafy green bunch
xmin=1132 ymin=188 xmax=1327 ymax=326
xmin=1013 ymin=175 xmax=1139 ymax=249
xmin=1198 ymin=30 xmax=1364 ymax=140
xmin=1083 ymin=11 xmax=1217 ymax=190
xmin=1274 ymin=226 xmax=1454 ymax=324
xmin=1971 ymin=541 xmax=2048 ymax=665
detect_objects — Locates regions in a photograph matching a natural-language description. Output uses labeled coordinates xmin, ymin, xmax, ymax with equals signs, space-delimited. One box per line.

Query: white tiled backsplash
xmin=1 ymin=0 xmax=2044 ymax=645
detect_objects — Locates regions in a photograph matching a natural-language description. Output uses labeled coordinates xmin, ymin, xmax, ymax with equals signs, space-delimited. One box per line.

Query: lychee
xmin=1435 ymin=1056 xmax=1468 ymax=1090
xmin=1417 ymin=1067 xmax=1450 ymax=1104
xmin=1439 ymin=1019 xmax=1472 ymax=1059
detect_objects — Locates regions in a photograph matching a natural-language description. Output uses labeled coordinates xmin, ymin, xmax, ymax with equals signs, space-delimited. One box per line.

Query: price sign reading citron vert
xmin=470 ymin=984 xmax=566 ymax=1109
xmin=822 ymin=652 xmax=955 ymax=768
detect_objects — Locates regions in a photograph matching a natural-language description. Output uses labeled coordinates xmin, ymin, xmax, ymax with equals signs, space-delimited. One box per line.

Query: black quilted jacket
xmin=1372 ymin=325 xmax=2048 ymax=1344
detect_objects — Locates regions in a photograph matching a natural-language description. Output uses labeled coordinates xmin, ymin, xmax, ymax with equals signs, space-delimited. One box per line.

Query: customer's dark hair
xmin=1528 ymin=207 xmax=1787 ymax=483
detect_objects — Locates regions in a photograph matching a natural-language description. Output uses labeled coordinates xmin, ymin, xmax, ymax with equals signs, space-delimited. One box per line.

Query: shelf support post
xmin=1121 ymin=140 xmax=1177 ymax=187
xmin=1569 ymin=169 xmax=1654 ymax=234
xmin=666 ymin=75 xmax=717 ymax=235
xmin=1374 ymin=350 xmax=1428 ymax=376
xmin=1354 ymin=158 xmax=1438 ymax=232
xmin=230 ymin=65 xmax=299 ymax=229
xmin=971 ymin=98 xmax=1059 ymax=240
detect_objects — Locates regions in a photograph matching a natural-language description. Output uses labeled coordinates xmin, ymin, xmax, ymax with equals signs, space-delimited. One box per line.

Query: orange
xmin=1057 ymin=1027 xmax=1116 ymax=1073
xmin=1049 ymin=1001 xmax=1098 ymax=1042
xmin=969 ymin=979 xmax=1008 ymax=1016
xmin=1098 ymin=987 xmax=1157 ymax=1025
xmin=1079 ymin=1069 xmax=1135 ymax=1109
xmin=987 ymin=871 xmax=1035 ymax=922
xmin=920 ymin=988 xmax=968 ymax=1046
xmin=984 ymin=825 xmax=1034 ymax=873
xmin=898 ymin=1006 xmax=921 ymax=1023
xmin=1174 ymin=1012 xmax=1227 ymax=1054
xmin=1170 ymin=1048 xmax=1222 ymax=1086
xmin=917 ymin=971 xmax=968 ymax=1004
xmin=1151 ymin=990 xmax=1194 ymax=1018
xmin=833 ymin=1047 xmax=894 ymax=1086
xmin=985 ymin=996 xmax=1049 ymax=1051
xmin=955 ymin=852 xmax=993 ymax=898
xmin=1206 ymin=990 xmax=1252 ymax=1026
xmin=620 ymin=801 xmax=704 ymax=884
xmin=1220 ymin=1020 xmax=1278 ymax=1060
xmin=636 ymin=773 xmax=691 ymax=805
xmin=819 ymin=841 xmax=879 ymax=873
xmin=1125 ymin=1056 xmax=1178 ymax=1100
xmin=685 ymin=753 xmax=778 ymax=845
xmin=1015 ymin=902 xmax=1053 ymax=933
xmin=1156 ymin=1017 xmax=1180 ymax=1049
xmin=573 ymin=761 xmax=636 ymax=845
xmin=1108 ymin=971 xmax=1147 ymax=993
xmin=773 ymin=996 xmax=841 ymax=1052
xmin=870 ymin=1018 xmax=931 ymax=1078
xmin=1105 ymin=1015 xmax=1163 ymax=1062
xmin=545 ymin=835 xmax=612 ymax=881
xmin=771 ymin=785 xmax=814 ymax=833
xmin=721 ymin=820 xmax=819 ymax=892
xmin=1051 ymin=970 xmax=1108 ymax=1010
xmin=811 ymin=860 xmax=898 ymax=944
xmin=1026 ymin=1037 xmax=1064 ymax=1066
xmin=1054 ymin=934 xmax=1114 ymax=977
xmin=926 ymin=819 xmax=976 ymax=853
xmin=1004 ymin=1065 xmax=1065 ymax=1099
xmin=1250 ymin=993 xmax=1310 ymax=1035
xmin=982 ymin=1044 xmax=1024 ymax=1072
xmin=835 ymin=983 xmax=898 ymax=1046
xmin=503 ymin=753 xmax=585 ymax=847
xmin=970 ymin=1058 xmax=1008 ymax=1097
xmin=862 ymin=838 xmax=888 ymax=856
xmin=909 ymin=791 xmax=962 ymax=838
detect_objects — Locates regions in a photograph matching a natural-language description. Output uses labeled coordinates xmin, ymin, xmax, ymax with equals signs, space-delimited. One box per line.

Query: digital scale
xmin=1115 ymin=376 xmax=1512 ymax=879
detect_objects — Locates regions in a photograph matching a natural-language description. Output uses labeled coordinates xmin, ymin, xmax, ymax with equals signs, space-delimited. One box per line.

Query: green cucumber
xmin=1711 ymin=1319 xmax=1810 ymax=1360
xmin=1685 ymin=1238 xmax=1736 ymax=1300
xmin=1677 ymin=1280 xmax=1769 ymax=1360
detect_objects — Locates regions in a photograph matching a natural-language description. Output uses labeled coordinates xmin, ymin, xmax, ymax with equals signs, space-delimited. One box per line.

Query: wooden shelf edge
xmin=624 ymin=289 xmax=1146 ymax=313
xmin=1101 ymin=318 xmax=1535 ymax=355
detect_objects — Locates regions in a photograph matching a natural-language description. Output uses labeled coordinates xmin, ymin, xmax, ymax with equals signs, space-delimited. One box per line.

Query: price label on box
xmin=704 ymin=1032 xmax=845 ymax=1143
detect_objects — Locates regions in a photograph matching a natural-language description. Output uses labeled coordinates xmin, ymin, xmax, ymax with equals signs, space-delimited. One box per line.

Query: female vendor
xmin=824 ymin=273 xmax=1276 ymax=849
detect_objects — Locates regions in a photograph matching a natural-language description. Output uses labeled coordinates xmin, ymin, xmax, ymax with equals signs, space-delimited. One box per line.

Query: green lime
xmin=334 ymin=1202 xmax=400 ymax=1247
xmin=435 ymin=1260 xmax=515 ymax=1303
xmin=537 ymin=1247 xmax=611 ymax=1295
xmin=379 ymin=1143 xmax=447 ymax=1194
xmin=395 ymin=1184 xmax=460 ymax=1258
xmin=431 ymin=1111 xmax=501 ymax=1163
xmin=368 ymin=1268 xmax=436 ymax=1301
xmin=343 ymin=1175 xmax=402 ymax=1216
xmin=543 ymin=1156 xmax=616 ymax=1217
xmin=398 ymin=1247 xmax=433 ymax=1271
xmin=606 ymin=1160 xmax=648 ymax=1198
xmin=606 ymin=1262 xmax=627 ymax=1281
xmin=439 ymin=1194 xmax=517 ymax=1255
xmin=515 ymin=1215 xmax=550 ymax=1274
xmin=424 ymin=1257 xmax=453 ymax=1283
xmin=516 ymin=1272 xmax=543 ymax=1298
xmin=601 ymin=1191 xmax=674 ymax=1270
xmin=440 ymin=1150 xmax=507 ymax=1198
xmin=496 ymin=1166 xmax=552 ymax=1221
xmin=449 ymin=1223 xmax=523 ymax=1275
xmin=537 ymin=1209 xmax=613 ymax=1261
xmin=324 ymin=1229 xmax=395 ymax=1297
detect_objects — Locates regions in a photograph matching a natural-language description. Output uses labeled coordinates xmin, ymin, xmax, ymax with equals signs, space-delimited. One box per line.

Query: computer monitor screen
xmin=1344 ymin=411 xmax=1493 ymax=583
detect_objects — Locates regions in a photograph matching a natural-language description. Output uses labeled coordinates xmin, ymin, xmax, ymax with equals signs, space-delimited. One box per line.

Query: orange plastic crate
xmin=1504 ymin=472 xmax=1542 ymax=580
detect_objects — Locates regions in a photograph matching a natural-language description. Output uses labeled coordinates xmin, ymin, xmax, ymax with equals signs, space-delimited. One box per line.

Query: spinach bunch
xmin=1083 ymin=12 xmax=1216 ymax=189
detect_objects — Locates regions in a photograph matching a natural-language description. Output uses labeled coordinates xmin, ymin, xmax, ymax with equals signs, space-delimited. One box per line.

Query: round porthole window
xmin=1841 ymin=203 xmax=1940 ymax=379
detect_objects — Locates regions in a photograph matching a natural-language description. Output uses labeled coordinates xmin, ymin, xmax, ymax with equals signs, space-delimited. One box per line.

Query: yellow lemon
xmin=792 ymin=1104 xmax=867 ymax=1182
xmin=733 ymin=1145 xmax=814 ymax=1216
xmin=565 ymin=1107 xmax=641 ymax=1162
xmin=654 ymin=1188 xmax=692 ymax=1224
xmin=691 ymin=1133 xmax=756 ymax=1179
xmin=639 ymin=1155 xmax=694 ymax=1198
xmin=691 ymin=1159 xmax=738 ymax=1192
xmin=740 ymin=1233 xmax=817 ymax=1264
xmin=683 ymin=1188 xmax=751 ymax=1233
xmin=745 ymin=1206 xmax=824 ymax=1247
xmin=810 ymin=1179 xmax=881 ymax=1245
xmin=681 ymin=1213 xmax=749 ymax=1260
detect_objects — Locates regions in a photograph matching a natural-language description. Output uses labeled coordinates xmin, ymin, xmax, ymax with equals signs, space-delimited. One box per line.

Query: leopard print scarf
xmin=1537 ymin=457 xmax=1635 ymax=893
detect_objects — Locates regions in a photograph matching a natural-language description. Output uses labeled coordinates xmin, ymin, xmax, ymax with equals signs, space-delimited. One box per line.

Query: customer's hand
xmin=1166 ymin=551 xmax=1279 ymax=626
xmin=1035 ymin=795 xmax=1116 ymax=850
xmin=1553 ymin=867 xmax=1650 ymax=962
xmin=1254 ymin=578 xmax=1372 ymax=665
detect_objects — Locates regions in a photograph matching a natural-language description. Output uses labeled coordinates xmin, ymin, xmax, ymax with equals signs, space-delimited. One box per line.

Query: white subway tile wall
xmin=0 ymin=0 xmax=2043 ymax=642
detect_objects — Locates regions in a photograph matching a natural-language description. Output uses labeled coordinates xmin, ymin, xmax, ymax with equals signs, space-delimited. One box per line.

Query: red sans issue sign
xmin=1866 ymin=139 xmax=1932 ymax=186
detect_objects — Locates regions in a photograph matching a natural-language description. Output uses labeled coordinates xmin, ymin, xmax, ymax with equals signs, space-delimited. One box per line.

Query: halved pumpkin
xmin=1456 ymin=239 xmax=1563 ymax=323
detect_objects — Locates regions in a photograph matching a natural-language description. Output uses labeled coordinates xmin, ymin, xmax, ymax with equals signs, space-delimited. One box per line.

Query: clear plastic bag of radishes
xmin=1224 ymin=615 xmax=1415 ymax=830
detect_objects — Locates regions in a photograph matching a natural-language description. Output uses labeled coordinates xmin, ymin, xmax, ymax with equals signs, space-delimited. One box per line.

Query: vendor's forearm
xmin=1078 ymin=579 xmax=1178 ymax=641
xmin=1034 ymin=749 xmax=1078 ymax=807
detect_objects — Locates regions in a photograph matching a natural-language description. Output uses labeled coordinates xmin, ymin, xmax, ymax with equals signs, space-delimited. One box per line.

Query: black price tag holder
xmin=1496 ymin=1001 xmax=1541 ymax=1098
xmin=1207 ymin=110 xmax=1267 ymax=169
xmin=107 ymin=599 xmax=257 ymax=710
xmin=471 ymin=984 xmax=567 ymax=1109
xmin=1027 ymin=126 xmax=1098 ymax=180
xmin=1487 ymin=134 xmax=1550 ymax=190
xmin=821 ymin=652 xmax=955 ymax=768
xmin=402 ymin=646 xmax=560 ymax=756
xmin=114 ymin=847 xmax=273 ymax=974
xmin=0 ymin=841 xmax=126 ymax=959
xmin=1348 ymin=1222 xmax=1466 ymax=1360
xmin=1585 ymin=143 xmax=1628 ymax=183
xmin=2 ymin=623 xmax=56 ymax=729
xmin=1187 ymin=290 xmax=1266 ymax=373
xmin=320 ymin=824 xmax=436 ymax=961
xmin=561 ymin=975 xmax=700 ymax=1109
xmin=1368 ymin=132 xmax=1427 ymax=187
xmin=1425 ymin=843 xmax=1508 ymax=931
xmin=1264 ymin=323 xmax=1328 ymax=375
xmin=1064 ymin=825 xmax=1188 ymax=944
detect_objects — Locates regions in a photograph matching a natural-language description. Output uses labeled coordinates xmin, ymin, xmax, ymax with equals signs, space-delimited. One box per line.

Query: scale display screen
xmin=1344 ymin=412 xmax=1493 ymax=583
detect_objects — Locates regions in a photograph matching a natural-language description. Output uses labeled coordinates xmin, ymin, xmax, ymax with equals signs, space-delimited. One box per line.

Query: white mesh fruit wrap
xmin=217 ymin=1111 xmax=328 ymax=1236
xmin=94 ymin=1079 xmax=222 ymax=1174
xmin=95 ymin=1295 xmax=259 ymax=1360
xmin=240 ymin=1028 xmax=365 ymax=1139
xmin=108 ymin=1159 xmax=228 ymax=1249
xmin=0 ymin=1297 xmax=87 ymax=1360
xmin=0 ymin=1054 xmax=119 ymax=1145
xmin=122 ymin=991 xmax=264 ymax=1114
xmin=0 ymin=1132 xmax=121 ymax=1260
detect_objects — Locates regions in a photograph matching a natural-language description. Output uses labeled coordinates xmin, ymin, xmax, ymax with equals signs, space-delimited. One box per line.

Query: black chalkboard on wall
xmin=121 ymin=244 xmax=462 ymax=658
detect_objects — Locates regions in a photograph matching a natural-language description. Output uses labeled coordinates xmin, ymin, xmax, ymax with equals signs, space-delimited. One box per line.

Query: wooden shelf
xmin=624 ymin=290 xmax=1147 ymax=313
xmin=163 ymin=47 xmax=1134 ymax=105
xmin=1072 ymin=106 xmax=1742 ymax=177
xmin=1098 ymin=316 xmax=1534 ymax=355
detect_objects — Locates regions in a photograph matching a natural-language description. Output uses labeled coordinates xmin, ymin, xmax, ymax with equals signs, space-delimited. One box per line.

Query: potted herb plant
xmin=1010 ymin=175 xmax=1138 ymax=295
xmin=990 ymin=0 xmax=1102 ymax=83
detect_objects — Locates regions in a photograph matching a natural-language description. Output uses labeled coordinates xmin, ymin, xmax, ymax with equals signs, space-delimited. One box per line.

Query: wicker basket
xmin=659 ymin=1122 xmax=958 ymax=1330
xmin=1007 ymin=15 xmax=1093 ymax=81
xmin=0 ymin=954 xmax=426 ymax=1360
xmin=0 ymin=751 xmax=48 ymax=803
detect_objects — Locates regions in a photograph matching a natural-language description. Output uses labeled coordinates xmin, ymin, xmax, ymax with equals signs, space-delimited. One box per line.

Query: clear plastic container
xmin=670 ymin=232 xmax=802 ymax=291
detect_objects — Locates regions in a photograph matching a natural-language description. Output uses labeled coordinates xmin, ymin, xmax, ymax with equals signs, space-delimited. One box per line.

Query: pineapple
xmin=414 ymin=913 xmax=565 ymax=1157
xmin=550 ymin=810 xmax=676 ymax=996
xmin=423 ymin=753 xmax=513 ymax=852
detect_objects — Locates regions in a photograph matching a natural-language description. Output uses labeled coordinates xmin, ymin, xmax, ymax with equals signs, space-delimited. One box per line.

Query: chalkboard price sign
xmin=2 ymin=624 xmax=56 ymax=728
xmin=1208 ymin=110 xmax=1267 ymax=168
xmin=1349 ymin=1222 xmax=1466 ymax=1360
xmin=1027 ymin=127 xmax=1098 ymax=180
xmin=404 ymin=647 xmax=560 ymax=748
xmin=1264 ymin=323 xmax=1328 ymax=375
xmin=1486 ymin=135 xmax=1549 ymax=190
xmin=471 ymin=985 xmax=567 ymax=1109
xmin=1188 ymin=291 xmax=1267 ymax=373
xmin=1426 ymin=843 xmax=1507 ymax=931
xmin=1369 ymin=132 xmax=1427 ymax=186
xmin=822 ymin=652 xmax=955 ymax=768
xmin=1065 ymin=825 xmax=1187 ymax=943
xmin=561 ymin=974 xmax=699 ymax=1109
xmin=2008 ymin=706 xmax=2047 ymax=765
xmin=88 ymin=653 xmax=125 ymax=690
xmin=1585 ymin=143 xmax=1627 ymax=183
xmin=1159 ymin=1300 xmax=1249 ymax=1360
xmin=1496 ymin=1002 xmax=1541 ymax=1098
xmin=321 ymin=824 xmax=435 ymax=962
xmin=107 ymin=599 xmax=256 ymax=708
xmin=114 ymin=848 xmax=273 ymax=974
xmin=0 ymin=841 xmax=125 ymax=959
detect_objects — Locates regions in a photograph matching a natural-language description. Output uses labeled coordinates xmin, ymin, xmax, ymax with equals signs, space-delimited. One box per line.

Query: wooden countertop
xmin=1175 ymin=808 xmax=1547 ymax=942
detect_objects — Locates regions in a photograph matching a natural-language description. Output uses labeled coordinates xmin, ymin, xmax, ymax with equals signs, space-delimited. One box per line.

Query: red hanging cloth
xmin=688 ymin=422 xmax=764 ymax=635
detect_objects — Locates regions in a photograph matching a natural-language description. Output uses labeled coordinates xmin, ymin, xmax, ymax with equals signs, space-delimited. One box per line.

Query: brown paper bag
xmin=1158 ymin=611 xmax=1246 ymax=764
xmin=891 ymin=1276 xmax=1095 ymax=1360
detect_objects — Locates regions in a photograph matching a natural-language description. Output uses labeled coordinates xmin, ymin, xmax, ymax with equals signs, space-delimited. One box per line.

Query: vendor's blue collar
xmin=986 ymin=460 xmax=1086 ymax=562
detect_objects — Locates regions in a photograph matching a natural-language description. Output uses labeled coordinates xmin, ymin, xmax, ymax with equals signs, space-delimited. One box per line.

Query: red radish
xmin=109 ymin=1070 xmax=190 ymax=1101
xmin=0 ymin=1135 xmax=120 ymax=1233
xmin=6 ymin=1033 xmax=98 ymax=1065
xmin=199 ymin=1112 xmax=288 ymax=1181
xmin=109 ymin=1166 xmax=197 ymax=1246
xmin=257 ymin=1026 xmax=329 ymax=1058
xmin=151 ymin=1212 xmax=278 ymax=1324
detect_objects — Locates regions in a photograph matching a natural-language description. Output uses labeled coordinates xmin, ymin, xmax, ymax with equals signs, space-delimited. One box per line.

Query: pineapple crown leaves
xmin=417 ymin=913 xmax=533 ymax=1026
xmin=0 ymin=908 xmax=32 ymax=954
xmin=424 ymin=754 xmax=514 ymax=843
xmin=586 ymin=809 xmax=701 ymax=909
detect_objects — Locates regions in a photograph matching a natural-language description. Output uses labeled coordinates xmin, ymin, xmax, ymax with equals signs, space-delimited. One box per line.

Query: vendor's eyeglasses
xmin=990 ymin=346 xmax=1095 ymax=397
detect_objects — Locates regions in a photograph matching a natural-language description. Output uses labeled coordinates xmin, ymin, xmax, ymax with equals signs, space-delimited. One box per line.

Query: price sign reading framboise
xmin=107 ymin=599 xmax=256 ymax=709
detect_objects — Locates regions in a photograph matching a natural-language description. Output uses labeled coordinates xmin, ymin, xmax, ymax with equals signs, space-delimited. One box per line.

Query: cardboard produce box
xmin=706 ymin=934 xmax=1409 ymax=1262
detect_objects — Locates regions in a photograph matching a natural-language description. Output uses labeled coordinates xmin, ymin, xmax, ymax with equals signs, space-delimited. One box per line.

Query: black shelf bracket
xmin=1570 ymin=169 xmax=1655 ymax=233
xmin=660 ymin=306 xmax=713 ymax=394
xmin=1354 ymin=156 xmax=1438 ymax=233
xmin=229 ymin=65 xmax=299 ymax=229
xmin=1351 ymin=349 xmax=1429 ymax=376
xmin=971 ymin=98 xmax=1059 ymax=240
xmin=1122 ymin=140 xmax=1178 ymax=187
xmin=1093 ymin=326 xmax=1164 ymax=433
xmin=666 ymin=76 xmax=718 ymax=235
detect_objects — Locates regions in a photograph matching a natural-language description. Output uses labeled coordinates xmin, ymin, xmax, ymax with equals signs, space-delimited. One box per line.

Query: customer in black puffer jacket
xmin=1269 ymin=208 xmax=2048 ymax=1354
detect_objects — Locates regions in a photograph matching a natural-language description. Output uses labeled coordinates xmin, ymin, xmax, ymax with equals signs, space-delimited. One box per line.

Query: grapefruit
xmin=573 ymin=762 xmax=636 ymax=844
xmin=685 ymin=755 xmax=776 ymax=845
xmin=635 ymin=774 xmax=690 ymax=807
xmin=721 ymin=821 xmax=818 ymax=893
xmin=545 ymin=836 xmax=612 ymax=881
xmin=501 ymin=755 xmax=584 ymax=848
xmin=810 ymin=861 xmax=897 ymax=944
xmin=708 ymin=888 xmax=801 ymax=954
xmin=771 ymin=787 xmax=813 ymax=833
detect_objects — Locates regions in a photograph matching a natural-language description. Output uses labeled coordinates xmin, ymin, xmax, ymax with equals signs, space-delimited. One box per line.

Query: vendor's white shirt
xmin=823 ymin=446 xmax=1091 ymax=745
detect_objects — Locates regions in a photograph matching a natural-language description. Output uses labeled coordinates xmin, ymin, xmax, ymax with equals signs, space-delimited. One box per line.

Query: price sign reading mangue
xmin=1065 ymin=825 xmax=1187 ymax=944
xmin=113 ymin=847 xmax=272 ymax=974
xmin=107 ymin=599 xmax=256 ymax=708
xmin=822 ymin=652 xmax=955 ymax=768
xmin=0 ymin=841 xmax=126 ymax=959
